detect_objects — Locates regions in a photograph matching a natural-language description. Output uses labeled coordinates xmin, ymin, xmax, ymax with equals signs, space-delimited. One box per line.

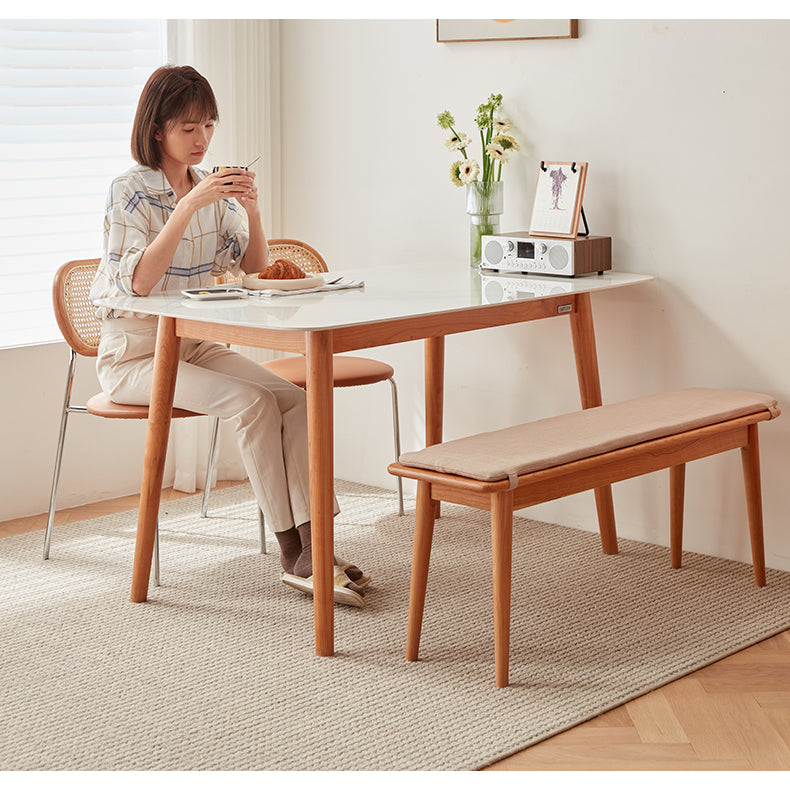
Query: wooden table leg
xmin=306 ymin=330 xmax=335 ymax=656
xmin=425 ymin=336 xmax=445 ymax=517
xmin=425 ymin=336 xmax=445 ymax=448
xmin=569 ymin=293 xmax=619 ymax=555
xmin=130 ymin=316 xmax=180 ymax=602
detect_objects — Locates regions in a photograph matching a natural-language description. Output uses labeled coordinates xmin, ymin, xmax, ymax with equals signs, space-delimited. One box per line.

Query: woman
xmin=90 ymin=65 xmax=367 ymax=605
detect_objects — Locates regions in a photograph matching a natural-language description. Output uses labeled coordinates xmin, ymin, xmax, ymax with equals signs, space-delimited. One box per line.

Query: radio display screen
xmin=517 ymin=241 xmax=535 ymax=259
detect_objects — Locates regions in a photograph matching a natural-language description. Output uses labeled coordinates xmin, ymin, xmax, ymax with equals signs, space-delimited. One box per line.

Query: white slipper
xmin=334 ymin=557 xmax=371 ymax=588
xmin=281 ymin=566 xmax=365 ymax=608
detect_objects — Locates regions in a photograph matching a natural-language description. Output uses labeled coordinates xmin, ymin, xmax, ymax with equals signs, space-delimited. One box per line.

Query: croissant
xmin=258 ymin=259 xmax=307 ymax=280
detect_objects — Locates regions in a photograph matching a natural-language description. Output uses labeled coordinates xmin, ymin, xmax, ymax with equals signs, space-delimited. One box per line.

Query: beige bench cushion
xmin=398 ymin=388 xmax=779 ymax=483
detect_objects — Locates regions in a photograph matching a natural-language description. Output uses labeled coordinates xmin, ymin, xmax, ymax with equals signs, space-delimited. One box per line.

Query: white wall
xmin=278 ymin=19 xmax=790 ymax=571
xmin=3 ymin=19 xmax=789 ymax=574
xmin=0 ymin=341 xmax=154 ymax=512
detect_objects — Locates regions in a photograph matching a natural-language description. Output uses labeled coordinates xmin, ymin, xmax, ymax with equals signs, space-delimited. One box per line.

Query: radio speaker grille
xmin=483 ymin=280 xmax=505 ymax=302
xmin=549 ymin=245 xmax=569 ymax=270
xmin=483 ymin=240 xmax=503 ymax=266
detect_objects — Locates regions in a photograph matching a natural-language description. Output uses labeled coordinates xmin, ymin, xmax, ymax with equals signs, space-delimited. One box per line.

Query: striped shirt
xmin=90 ymin=164 xmax=250 ymax=319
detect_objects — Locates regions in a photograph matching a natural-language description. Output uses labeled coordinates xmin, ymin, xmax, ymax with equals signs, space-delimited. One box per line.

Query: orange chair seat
xmin=86 ymin=392 xmax=200 ymax=420
xmin=262 ymin=355 xmax=394 ymax=389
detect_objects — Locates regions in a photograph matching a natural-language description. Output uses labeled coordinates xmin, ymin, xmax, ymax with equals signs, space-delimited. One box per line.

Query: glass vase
xmin=466 ymin=180 xmax=504 ymax=266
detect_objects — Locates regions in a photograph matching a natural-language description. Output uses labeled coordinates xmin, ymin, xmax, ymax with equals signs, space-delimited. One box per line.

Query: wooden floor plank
xmin=625 ymin=688 xmax=689 ymax=744
xmin=708 ymin=693 xmax=790 ymax=770
xmin=754 ymin=691 xmax=790 ymax=708
xmin=588 ymin=706 xmax=634 ymax=728
xmin=696 ymin=663 xmax=790 ymax=694
xmin=662 ymin=678 xmax=751 ymax=763
xmin=486 ymin=741 xmax=749 ymax=771
xmin=763 ymin=707 xmax=790 ymax=750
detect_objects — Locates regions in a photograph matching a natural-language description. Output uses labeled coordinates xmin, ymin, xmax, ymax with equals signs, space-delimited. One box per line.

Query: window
xmin=0 ymin=19 xmax=166 ymax=349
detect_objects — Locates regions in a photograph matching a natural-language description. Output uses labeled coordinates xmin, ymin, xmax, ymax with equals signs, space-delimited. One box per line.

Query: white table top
xmin=94 ymin=263 xmax=653 ymax=333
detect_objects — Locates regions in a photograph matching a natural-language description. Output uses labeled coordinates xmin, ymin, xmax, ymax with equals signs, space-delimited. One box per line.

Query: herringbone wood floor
xmin=5 ymin=483 xmax=790 ymax=771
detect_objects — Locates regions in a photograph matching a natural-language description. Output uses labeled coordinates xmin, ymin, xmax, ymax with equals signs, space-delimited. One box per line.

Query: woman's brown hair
xmin=131 ymin=65 xmax=219 ymax=169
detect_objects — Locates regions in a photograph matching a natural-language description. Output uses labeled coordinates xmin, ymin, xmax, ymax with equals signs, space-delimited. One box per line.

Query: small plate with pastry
xmin=242 ymin=259 xmax=324 ymax=291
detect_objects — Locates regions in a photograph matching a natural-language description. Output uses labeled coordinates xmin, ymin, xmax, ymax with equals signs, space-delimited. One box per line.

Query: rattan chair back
xmin=220 ymin=239 xmax=328 ymax=284
xmin=268 ymin=239 xmax=328 ymax=274
xmin=52 ymin=258 xmax=102 ymax=357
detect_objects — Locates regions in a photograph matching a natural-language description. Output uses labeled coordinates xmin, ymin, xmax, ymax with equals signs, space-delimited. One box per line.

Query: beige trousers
xmin=96 ymin=318 xmax=322 ymax=533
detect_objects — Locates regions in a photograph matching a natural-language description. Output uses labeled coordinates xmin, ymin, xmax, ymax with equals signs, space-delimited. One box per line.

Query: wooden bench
xmin=388 ymin=388 xmax=781 ymax=687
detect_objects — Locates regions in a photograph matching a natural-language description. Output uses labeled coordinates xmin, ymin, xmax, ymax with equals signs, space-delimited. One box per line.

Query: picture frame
xmin=436 ymin=20 xmax=578 ymax=43
xmin=529 ymin=161 xmax=588 ymax=239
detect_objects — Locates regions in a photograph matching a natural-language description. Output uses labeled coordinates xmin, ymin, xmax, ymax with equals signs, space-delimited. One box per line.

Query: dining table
xmin=94 ymin=261 xmax=653 ymax=657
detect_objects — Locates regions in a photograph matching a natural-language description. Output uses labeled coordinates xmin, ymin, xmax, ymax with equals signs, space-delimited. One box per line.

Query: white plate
xmin=242 ymin=273 xmax=324 ymax=291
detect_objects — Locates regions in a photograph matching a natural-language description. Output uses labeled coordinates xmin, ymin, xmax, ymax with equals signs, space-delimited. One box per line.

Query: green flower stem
xmin=469 ymin=216 xmax=499 ymax=264
xmin=449 ymin=124 xmax=468 ymax=159
xmin=479 ymin=129 xmax=487 ymax=181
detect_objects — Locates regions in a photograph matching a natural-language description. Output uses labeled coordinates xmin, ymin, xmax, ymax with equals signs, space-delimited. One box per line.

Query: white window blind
xmin=0 ymin=19 xmax=166 ymax=349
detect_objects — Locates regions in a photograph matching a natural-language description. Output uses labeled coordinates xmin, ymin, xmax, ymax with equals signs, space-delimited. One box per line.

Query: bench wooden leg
xmin=593 ymin=488 xmax=619 ymax=555
xmin=670 ymin=464 xmax=686 ymax=569
xmin=407 ymin=480 xmax=437 ymax=662
xmin=741 ymin=424 xmax=767 ymax=587
xmin=491 ymin=490 xmax=514 ymax=688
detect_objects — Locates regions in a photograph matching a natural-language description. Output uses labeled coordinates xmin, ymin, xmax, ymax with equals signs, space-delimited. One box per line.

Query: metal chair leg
xmin=201 ymin=415 xmax=221 ymax=517
xmin=388 ymin=377 xmax=404 ymax=516
xmin=202 ymin=415 xmax=267 ymax=554
xmin=44 ymin=350 xmax=86 ymax=560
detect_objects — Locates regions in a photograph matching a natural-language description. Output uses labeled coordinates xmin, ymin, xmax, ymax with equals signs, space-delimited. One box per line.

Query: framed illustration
xmin=529 ymin=161 xmax=588 ymax=239
xmin=436 ymin=20 xmax=578 ymax=43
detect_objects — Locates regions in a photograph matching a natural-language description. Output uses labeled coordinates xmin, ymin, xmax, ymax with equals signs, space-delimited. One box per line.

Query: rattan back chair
xmin=46 ymin=259 xmax=266 ymax=582
xmin=203 ymin=239 xmax=404 ymax=518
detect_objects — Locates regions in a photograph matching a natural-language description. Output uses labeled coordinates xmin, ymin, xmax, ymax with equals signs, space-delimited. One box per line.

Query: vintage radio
xmin=480 ymin=232 xmax=611 ymax=277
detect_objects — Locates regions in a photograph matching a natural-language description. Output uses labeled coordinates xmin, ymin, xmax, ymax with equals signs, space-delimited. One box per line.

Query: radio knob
xmin=538 ymin=243 xmax=548 ymax=254
xmin=505 ymin=240 xmax=515 ymax=252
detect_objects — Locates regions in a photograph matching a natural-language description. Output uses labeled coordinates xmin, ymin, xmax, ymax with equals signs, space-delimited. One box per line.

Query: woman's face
xmin=155 ymin=113 xmax=215 ymax=169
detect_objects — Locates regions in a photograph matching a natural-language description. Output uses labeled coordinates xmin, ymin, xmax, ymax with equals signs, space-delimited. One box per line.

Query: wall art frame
xmin=436 ymin=20 xmax=578 ymax=43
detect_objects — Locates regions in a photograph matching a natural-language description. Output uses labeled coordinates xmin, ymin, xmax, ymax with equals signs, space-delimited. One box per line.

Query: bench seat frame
xmin=388 ymin=409 xmax=774 ymax=687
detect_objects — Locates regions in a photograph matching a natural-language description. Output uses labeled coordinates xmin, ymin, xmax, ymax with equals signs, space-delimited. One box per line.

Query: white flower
xmin=438 ymin=96 xmax=518 ymax=188
xmin=449 ymin=161 xmax=465 ymax=186
xmin=485 ymin=141 xmax=508 ymax=162
xmin=492 ymin=133 xmax=520 ymax=153
xmin=444 ymin=132 xmax=472 ymax=152
xmin=458 ymin=159 xmax=480 ymax=184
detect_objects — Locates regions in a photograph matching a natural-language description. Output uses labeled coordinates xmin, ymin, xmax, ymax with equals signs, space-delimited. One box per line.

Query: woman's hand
xmin=237 ymin=175 xmax=260 ymax=217
xmin=132 ymin=168 xmax=255 ymax=296
xmin=180 ymin=168 xmax=255 ymax=213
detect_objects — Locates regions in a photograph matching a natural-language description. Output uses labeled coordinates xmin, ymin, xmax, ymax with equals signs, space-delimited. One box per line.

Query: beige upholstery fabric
xmin=398 ymin=388 xmax=780 ymax=482
xmin=262 ymin=355 xmax=394 ymax=388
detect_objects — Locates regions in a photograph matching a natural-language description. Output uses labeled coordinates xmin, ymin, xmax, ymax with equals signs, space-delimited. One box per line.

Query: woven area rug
xmin=3 ymin=479 xmax=790 ymax=771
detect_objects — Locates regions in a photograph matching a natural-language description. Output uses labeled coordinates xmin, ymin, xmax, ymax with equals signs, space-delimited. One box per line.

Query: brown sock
xmin=293 ymin=522 xmax=365 ymax=596
xmin=292 ymin=522 xmax=314 ymax=579
xmin=274 ymin=526 xmax=302 ymax=574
